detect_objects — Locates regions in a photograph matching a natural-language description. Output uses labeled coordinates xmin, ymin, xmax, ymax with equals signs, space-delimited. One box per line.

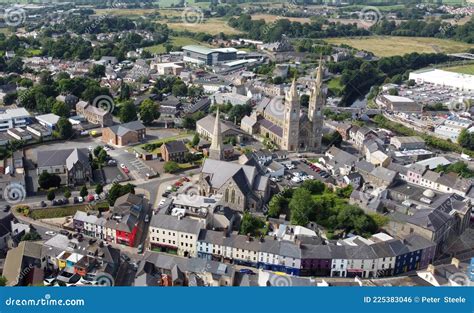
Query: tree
xmin=164 ymin=161 xmax=180 ymax=173
xmin=107 ymin=183 xmax=135 ymax=206
xmin=89 ymin=64 xmax=106 ymax=78
xmin=57 ymin=117 xmax=73 ymax=139
xmin=458 ymin=128 xmax=474 ymax=150
xmin=3 ymin=92 xmax=17 ymax=105
xmin=95 ymin=184 xmax=104 ymax=195
xmin=0 ymin=276 xmax=7 ymax=286
xmin=139 ymin=99 xmax=160 ymax=125
xmin=52 ymin=101 xmax=70 ymax=117
xmin=119 ymin=100 xmax=138 ymax=123
xmin=336 ymin=185 xmax=353 ymax=198
xmin=94 ymin=146 xmax=104 ymax=158
xmin=97 ymin=149 xmax=108 ymax=164
xmin=39 ymin=172 xmax=61 ymax=189
xmin=47 ymin=190 xmax=56 ymax=201
xmin=289 ymin=188 xmax=314 ymax=226
xmin=227 ymin=104 xmax=252 ymax=124
xmin=191 ymin=133 xmax=200 ymax=147
xmin=119 ymin=83 xmax=131 ymax=100
xmin=80 ymin=185 xmax=88 ymax=198
xmin=267 ymin=193 xmax=290 ymax=218
xmin=64 ymin=188 xmax=71 ymax=199
xmin=172 ymin=81 xmax=188 ymax=97
xmin=21 ymin=231 xmax=41 ymax=242
xmin=301 ymin=180 xmax=325 ymax=195
xmin=239 ymin=212 xmax=265 ymax=237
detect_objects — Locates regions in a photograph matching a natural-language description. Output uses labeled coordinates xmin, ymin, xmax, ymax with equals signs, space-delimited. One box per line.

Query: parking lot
xmin=397 ymin=82 xmax=474 ymax=107
xmin=277 ymin=159 xmax=331 ymax=188
xmin=108 ymin=149 xmax=156 ymax=182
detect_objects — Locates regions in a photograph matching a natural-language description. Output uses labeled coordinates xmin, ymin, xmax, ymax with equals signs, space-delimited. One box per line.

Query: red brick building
xmin=102 ymin=121 xmax=146 ymax=146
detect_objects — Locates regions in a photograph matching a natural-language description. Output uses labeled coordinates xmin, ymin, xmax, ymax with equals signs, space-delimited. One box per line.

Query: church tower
xmin=209 ymin=107 xmax=224 ymax=160
xmin=282 ymin=78 xmax=300 ymax=151
xmin=308 ymin=56 xmax=326 ymax=152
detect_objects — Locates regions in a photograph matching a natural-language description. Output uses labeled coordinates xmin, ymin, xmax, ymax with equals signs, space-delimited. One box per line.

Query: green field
xmin=443 ymin=64 xmax=474 ymax=75
xmin=328 ymin=77 xmax=344 ymax=96
xmin=325 ymin=36 xmax=474 ymax=57
xmin=26 ymin=202 xmax=109 ymax=220
xmin=144 ymin=36 xmax=210 ymax=54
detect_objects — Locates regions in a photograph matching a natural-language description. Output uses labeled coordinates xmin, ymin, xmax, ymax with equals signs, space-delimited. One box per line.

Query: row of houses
xmin=73 ymin=193 xmax=149 ymax=247
xmin=146 ymin=211 xmax=436 ymax=278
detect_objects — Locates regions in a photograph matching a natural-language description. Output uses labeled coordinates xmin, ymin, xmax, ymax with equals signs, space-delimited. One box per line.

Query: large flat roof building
xmin=182 ymin=45 xmax=238 ymax=66
xmin=409 ymin=69 xmax=474 ymax=91
xmin=0 ymin=108 xmax=31 ymax=131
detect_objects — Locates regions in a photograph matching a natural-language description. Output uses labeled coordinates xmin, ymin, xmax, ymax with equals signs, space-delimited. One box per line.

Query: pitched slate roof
xmin=37 ymin=148 xmax=89 ymax=170
xmin=150 ymin=214 xmax=203 ymax=235
xmin=201 ymin=159 xmax=267 ymax=192
xmin=163 ymin=140 xmax=187 ymax=154
xmin=107 ymin=121 xmax=145 ymax=137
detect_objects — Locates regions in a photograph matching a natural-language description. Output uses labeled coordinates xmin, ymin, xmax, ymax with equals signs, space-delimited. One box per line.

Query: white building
xmin=409 ymin=69 xmax=474 ymax=91
xmin=149 ymin=214 xmax=204 ymax=257
xmin=0 ymin=108 xmax=31 ymax=131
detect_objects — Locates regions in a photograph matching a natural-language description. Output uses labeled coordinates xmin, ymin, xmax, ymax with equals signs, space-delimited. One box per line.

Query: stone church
xmin=241 ymin=57 xmax=326 ymax=152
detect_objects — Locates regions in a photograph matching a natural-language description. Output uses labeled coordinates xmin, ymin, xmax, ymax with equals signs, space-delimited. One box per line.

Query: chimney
xmin=451 ymin=258 xmax=460 ymax=269
xmin=427 ymin=264 xmax=436 ymax=275
xmin=246 ymin=233 xmax=251 ymax=243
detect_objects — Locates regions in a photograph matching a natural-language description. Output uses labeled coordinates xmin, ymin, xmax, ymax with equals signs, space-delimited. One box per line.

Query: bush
xmin=164 ymin=161 xmax=180 ymax=173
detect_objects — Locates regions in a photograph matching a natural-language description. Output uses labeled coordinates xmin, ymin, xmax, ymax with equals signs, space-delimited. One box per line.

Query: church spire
xmin=209 ymin=107 xmax=223 ymax=160
xmin=315 ymin=54 xmax=323 ymax=88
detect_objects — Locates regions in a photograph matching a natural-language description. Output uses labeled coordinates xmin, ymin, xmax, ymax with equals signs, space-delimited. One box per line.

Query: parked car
xmin=45 ymin=231 xmax=56 ymax=236
xmin=77 ymin=196 xmax=84 ymax=203
xmin=56 ymin=199 xmax=64 ymax=205
xmin=238 ymin=269 xmax=255 ymax=275
xmin=107 ymin=159 xmax=117 ymax=166
xmin=59 ymin=230 xmax=69 ymax=236
xmin=137 ymin=244 xmax=144 ymax=254
xmin=63 ymin=198 xmax=69 ymax=204
xmin=73 ymin=197 xmax=78 ymax=204
xmin=40 ymin=201 xmax=47 ymax=208
xmin=94 ymin=194 xmax=100 ymax=201
xmin=144 ymin=214 xmax=150 ymax=223
xmin=87 ymin=194 xmax=95 ymax=202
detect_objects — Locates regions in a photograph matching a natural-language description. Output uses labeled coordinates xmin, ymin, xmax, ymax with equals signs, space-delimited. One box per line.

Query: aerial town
xmin=0 ymin=0 xmax=473 ymax=289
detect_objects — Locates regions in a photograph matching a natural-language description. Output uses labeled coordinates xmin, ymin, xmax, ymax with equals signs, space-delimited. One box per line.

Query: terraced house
xmin=196 ymin=229 xmax=436 ymax=279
